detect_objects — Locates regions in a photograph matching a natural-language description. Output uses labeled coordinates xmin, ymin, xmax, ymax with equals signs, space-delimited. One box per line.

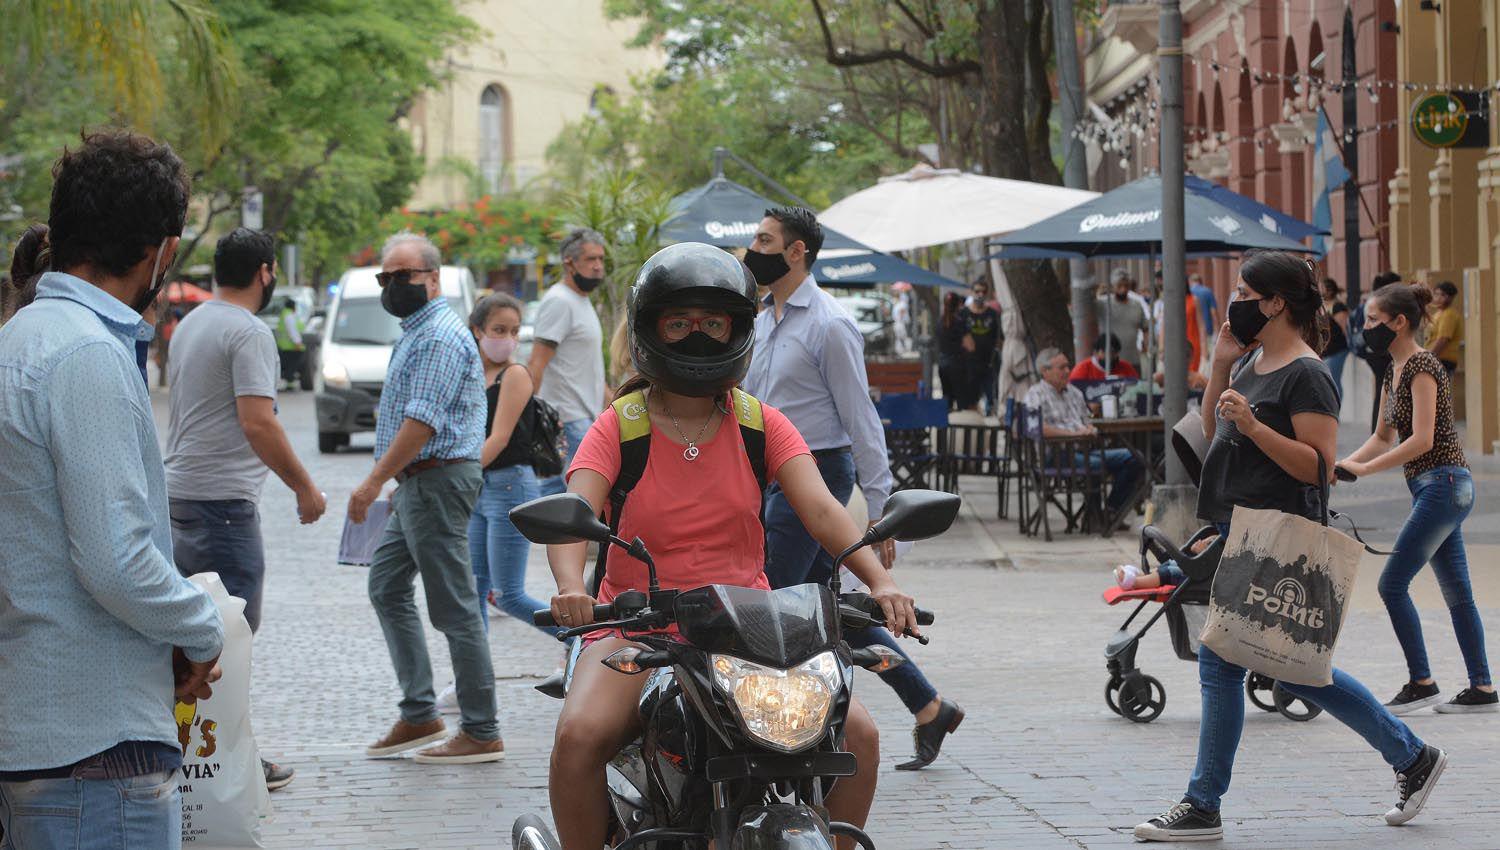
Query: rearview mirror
xmin=867 ymin=490 xmax=962 ymax=544
xmin=508 ymin=494 xmax=611 ymax=545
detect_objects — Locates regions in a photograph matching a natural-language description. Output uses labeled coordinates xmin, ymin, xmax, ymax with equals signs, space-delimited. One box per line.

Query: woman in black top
xmin=937 ymin=292 xmax=968 ymax=411
xmin=1134 ymin=252 xmax=1443 ymax=843
xmin=466 ymin=293 xmax=558 ymax=637
xmin=961 ymin=278 xmax=1002 ymax=412
xmin=1320 ymin=277 xmax=1350 ymax=403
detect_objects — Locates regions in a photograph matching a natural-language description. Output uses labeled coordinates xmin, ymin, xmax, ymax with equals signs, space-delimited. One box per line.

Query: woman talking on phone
xmin=1132 ymin=252 xmax=1446 ymax=842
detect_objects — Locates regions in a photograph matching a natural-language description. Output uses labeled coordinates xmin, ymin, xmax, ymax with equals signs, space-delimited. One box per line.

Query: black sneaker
xmin=1133 ymin=799 xmax=1223 ymax=842
xmin=1433 ymin=687 xmax=1499 ymax=714
xmin=263 ymin=758 xmax=294 ymax=791
xmin=1385 ymin=681 xmax=1442 ymax=716
xmin=1386 ymin=745 xmax=1447 ymax=825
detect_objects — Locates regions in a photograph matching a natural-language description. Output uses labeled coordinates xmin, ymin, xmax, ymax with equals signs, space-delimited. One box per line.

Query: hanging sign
xmin=1411 ymin=91 xmax=1489 ymax=149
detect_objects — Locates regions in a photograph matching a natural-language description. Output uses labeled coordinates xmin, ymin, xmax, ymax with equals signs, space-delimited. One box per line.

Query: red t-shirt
xmin=567 ymin=402 xmax=810 ymax=603
xmin=1069 ymin=357 xmax=1139 ymax=382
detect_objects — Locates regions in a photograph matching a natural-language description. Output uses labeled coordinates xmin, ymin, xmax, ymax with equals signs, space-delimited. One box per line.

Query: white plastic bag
xmin=176 ymin=573 xmax=271 ymax=847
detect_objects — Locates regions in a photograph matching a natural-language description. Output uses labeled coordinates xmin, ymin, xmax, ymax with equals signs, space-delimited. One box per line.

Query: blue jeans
xmin=469 ymin=464 xmax=559 ymax=637
xmin=1323 ymin=350 xmax=1349 ymax=403
xmin=1378 ymin=466 xmax=1490 ymax=687
xmin=169 ymin=498 xmax=266 ymax=632
xmin=763 ymin=450 xmax=940 ymax=716
xmin=538 ymin=418 xmax=593 ymax=497
xmin=1074 ymin=448 xmax=1144 ymax=512
xmin=0 ymin=770 xmax=180 ymax=850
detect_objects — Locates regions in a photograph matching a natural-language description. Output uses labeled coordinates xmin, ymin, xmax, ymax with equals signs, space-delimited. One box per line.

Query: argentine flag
xmin=1311 ymin=108 xmax=1351 ymax=259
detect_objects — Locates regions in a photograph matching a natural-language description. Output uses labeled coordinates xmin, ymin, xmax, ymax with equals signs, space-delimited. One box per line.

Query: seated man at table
xmin=1070 ymin=332 xmax=1139 ymax=383
xmin=1025 ymin=348 xmax=1146 ymax=520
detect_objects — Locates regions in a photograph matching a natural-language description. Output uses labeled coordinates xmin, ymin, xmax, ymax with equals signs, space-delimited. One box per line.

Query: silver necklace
xmin=660 ymin=397 xmax=718 ymax=461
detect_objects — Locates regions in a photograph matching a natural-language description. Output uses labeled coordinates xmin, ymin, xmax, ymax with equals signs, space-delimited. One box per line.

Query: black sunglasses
xmin=376 ymin=268 xmax=435 ymax=288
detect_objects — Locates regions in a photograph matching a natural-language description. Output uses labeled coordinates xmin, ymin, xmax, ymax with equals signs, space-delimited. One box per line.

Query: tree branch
xmin=809 ymin=0 xmax=979 ymax=79
xmin=891 ymin=0 xmax=935 ymax=38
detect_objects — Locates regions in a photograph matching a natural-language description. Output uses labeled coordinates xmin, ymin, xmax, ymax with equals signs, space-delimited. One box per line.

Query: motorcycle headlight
xmin=321 ymin=361 xmax=350 ymax=389
xmin=711 ymin=651 xmax=841 ymax=752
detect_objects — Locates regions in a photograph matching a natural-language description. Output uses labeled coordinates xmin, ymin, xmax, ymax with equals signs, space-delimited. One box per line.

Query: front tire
xmin=512 ymin=813 xmax=561 ymax=850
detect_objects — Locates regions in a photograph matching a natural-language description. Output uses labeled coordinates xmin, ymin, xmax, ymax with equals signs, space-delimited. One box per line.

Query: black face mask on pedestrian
xmin=133 ymin=237 xmax=174 ymax=314
xmin=1227 ymin=297 xmax=1275 ymax=347
xmin=568 ymin=261 xmax=603 ymax=293
xmin=668 ymin=331 xmax=732 ymax=358
xmin=380 ymin=277 xmax=430 ymax=318
xmin=1362 ymin=321 xmax=1398 ymax=356
xmin=743 ymin=247 xmax=792 ymax=287
xmin=258 ymin=270 xmax=278 ymax=314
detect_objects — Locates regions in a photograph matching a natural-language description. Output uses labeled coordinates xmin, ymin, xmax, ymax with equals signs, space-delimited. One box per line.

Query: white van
xmin=313 ymin=265 xmax=476 ymax=453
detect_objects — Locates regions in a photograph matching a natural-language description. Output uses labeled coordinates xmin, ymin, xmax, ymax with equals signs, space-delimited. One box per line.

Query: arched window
xmin=479 ymin=84 xmax=509 ymax=193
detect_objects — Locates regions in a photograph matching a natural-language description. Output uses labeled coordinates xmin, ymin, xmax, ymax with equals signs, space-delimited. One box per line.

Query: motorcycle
xmin=506 ymin=488 xmax=961 ymax=850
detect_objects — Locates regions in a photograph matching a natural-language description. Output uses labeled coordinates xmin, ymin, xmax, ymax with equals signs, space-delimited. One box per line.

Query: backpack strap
xmin=589 ymin=391 xmax=652 ymax=596
xmin=729 ymin=387 xmax=768 ymax=491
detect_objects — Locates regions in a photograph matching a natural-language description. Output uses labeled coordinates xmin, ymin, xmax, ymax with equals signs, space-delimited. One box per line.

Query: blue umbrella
xmin=1184 ymin=175 xmax=1327 ymax=240
xmin=813 ymin=251 xmax=965 ymax=290
xmin=663 ymin=177 xmax=868 ymax=250
xmin=990 ymin=174 xmax=1317 ymax=259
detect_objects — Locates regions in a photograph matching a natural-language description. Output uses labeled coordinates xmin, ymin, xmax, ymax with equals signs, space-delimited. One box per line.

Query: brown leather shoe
xmin=365 ymin=718 xmax=447 ymax=758
xmin=412 ymin=732 xmax=505 ymax=764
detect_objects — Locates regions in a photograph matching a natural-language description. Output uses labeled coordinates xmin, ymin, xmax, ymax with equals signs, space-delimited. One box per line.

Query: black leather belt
xmin=811 ymin=446 xmax=852 ymax=460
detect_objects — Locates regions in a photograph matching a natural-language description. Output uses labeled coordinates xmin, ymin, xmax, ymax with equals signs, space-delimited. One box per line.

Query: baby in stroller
xmin=1113 ymin=534 xmax=1218 ymax=590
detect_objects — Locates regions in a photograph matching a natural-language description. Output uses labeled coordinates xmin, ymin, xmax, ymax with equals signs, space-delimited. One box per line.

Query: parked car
xmin=833 ymin=293 xmax=895 ymax=356
xmin=314 ymin=265 xmax=477 ymax=453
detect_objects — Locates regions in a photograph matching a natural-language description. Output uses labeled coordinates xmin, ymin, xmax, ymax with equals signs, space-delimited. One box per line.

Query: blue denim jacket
xmin=0 ymin=273 xmax=224 ymax=770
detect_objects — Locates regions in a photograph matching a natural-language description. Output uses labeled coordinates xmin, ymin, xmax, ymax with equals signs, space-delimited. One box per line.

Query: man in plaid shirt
xmin=347 ymin=232 xmax=501 ymax=764
xmin=1024 ymin=347 xmax=1145 ymax=521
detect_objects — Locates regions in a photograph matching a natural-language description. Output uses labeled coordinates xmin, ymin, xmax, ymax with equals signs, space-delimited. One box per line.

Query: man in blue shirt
xmin=742 ymin=207 xmax=962 ymax=771
xmin=0 ymin=131 xmax=224 ymax=850
xmin=346 ymin=232 xmax=502 ymax=764
xmin=1189 ymin=272 xmax=1221 ymax=351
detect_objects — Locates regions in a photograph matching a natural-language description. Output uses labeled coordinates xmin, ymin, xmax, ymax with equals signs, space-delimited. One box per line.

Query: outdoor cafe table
xmin=1091 ymin=415 xmax=1166 ymax=484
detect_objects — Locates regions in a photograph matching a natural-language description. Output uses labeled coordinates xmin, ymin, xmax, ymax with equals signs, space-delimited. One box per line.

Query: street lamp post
xmin=1159 ymin=0 xmax=1188 ymax=487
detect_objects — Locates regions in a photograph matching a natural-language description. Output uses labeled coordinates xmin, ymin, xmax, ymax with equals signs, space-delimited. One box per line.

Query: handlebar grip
xmin=532 ymin=604 xmax=617 ymax=628
xmin=915 ymin=608 xmax=935 ymax=626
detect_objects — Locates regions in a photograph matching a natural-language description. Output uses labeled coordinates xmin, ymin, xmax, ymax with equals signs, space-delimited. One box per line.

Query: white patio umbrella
xmin=819 ymin=163 xmax=1100 ymax=252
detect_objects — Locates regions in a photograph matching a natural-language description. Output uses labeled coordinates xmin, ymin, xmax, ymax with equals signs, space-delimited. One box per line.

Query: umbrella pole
xmin=1147 ymin=244 xmax=1157 ymax=418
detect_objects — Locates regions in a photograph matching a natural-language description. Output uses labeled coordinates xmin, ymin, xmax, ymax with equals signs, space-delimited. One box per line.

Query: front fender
xmin=731 ymin=804 xmax=834 ymax=850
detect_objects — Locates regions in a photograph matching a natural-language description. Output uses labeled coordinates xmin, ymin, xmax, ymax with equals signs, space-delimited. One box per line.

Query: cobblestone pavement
xmin=153 ymin=390 xmax=1500 ymax=849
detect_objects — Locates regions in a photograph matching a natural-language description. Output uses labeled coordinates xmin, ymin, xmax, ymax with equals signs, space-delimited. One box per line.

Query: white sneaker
xmin=436 ymin=682 xmax=460 ymax=715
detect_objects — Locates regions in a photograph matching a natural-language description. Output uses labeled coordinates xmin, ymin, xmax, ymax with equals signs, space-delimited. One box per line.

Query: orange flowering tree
xmin=373 ymin=194 xmax=560 ymax=270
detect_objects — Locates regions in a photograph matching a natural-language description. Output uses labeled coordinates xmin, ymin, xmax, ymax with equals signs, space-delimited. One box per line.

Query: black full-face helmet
xmin=628 ymin=242 xmax=757 ymax=398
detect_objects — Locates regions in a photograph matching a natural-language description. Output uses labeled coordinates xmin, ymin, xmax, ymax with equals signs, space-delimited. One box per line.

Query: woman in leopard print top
xmin=1339 ymin=283 xmax=1494 ymax=712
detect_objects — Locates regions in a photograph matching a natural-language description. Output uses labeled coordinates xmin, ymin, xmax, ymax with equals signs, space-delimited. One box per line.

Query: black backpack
xmin=495 ymin=367 xmax=566 ymax=476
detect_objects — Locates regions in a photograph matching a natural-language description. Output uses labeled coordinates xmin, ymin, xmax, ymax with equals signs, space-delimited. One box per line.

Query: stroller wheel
xmin=1119 ymin=673 xmax=1166 ymax=723
xmin=1272 ymin=683 xmax=1323 ymax=721
xmin=1105 ymin=677 xmax=1123 ymax=715
xmin=1246 ymin=673 xmax=1279 ymax=712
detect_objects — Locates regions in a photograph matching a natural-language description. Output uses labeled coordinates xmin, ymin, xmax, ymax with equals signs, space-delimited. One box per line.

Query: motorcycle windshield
xmin=674 ymin=584 xmax=837 ymax=669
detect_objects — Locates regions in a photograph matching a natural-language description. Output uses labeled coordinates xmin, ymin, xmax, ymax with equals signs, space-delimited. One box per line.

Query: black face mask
xmin=573 ymin=273 xmax=603 ymax=293
xmin=668 ymin=331 xmax=732 ymax=358
xmin=134 ymin=238 xmax=173 ymax=314
xmin=1227 ymin=298 xmax=1273 ymax=347
xmin=1362 ymin=321 xmax=1397 ymax=356
xmin=381 ymin=280 xmax=429 ymax=318
xmin=1114 ymin=291 xmax=1130 ymax=302
xmin=259 ymin=273 xmax=278 ymax=314
xmin=743 ymin=247 xmax=791 ymax=287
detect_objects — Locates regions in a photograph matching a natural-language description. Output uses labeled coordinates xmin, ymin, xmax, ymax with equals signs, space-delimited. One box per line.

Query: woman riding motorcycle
xmin=545 ymin=243 xmax=922 ymax=850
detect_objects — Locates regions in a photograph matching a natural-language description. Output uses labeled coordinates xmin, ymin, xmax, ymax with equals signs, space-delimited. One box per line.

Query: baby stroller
xmin=1099 ymin=411 xmax=1324 ymax=724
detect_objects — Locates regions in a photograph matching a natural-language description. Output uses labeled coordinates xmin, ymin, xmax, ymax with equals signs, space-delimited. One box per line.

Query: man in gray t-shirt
xmin=529 ymin=227 xmax=607 ymax=496
xmin=164 ymin=228 xmax=326 ymax=792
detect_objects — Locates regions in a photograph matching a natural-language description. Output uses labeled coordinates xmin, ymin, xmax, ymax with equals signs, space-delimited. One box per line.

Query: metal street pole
xmin=1341 ymin=8 xmax=1362 ymax=306
xmin=1053 ymin=0 xmax=1095 ymax=362
xmin=1159 ymin=0 xmax=1188 ymax=486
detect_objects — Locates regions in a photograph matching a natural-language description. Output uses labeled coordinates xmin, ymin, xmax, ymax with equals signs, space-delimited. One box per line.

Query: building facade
xmin=1388 ymin=0 xmax=1497 ymax=455
xmin=404 ymin=0 xmax=660 ymax=209
xmin=1084 ymin=0 xmax=1406 ymax=427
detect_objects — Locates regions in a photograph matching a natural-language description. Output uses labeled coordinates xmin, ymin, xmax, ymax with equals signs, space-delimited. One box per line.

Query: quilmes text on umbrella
xmin=821 ymin=261 xmax=879 ymax=281
xmin=704 ymin=220 xmax=760 ymax=240
xmin=1077 ymin=210 xmax=1161 ymax=233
